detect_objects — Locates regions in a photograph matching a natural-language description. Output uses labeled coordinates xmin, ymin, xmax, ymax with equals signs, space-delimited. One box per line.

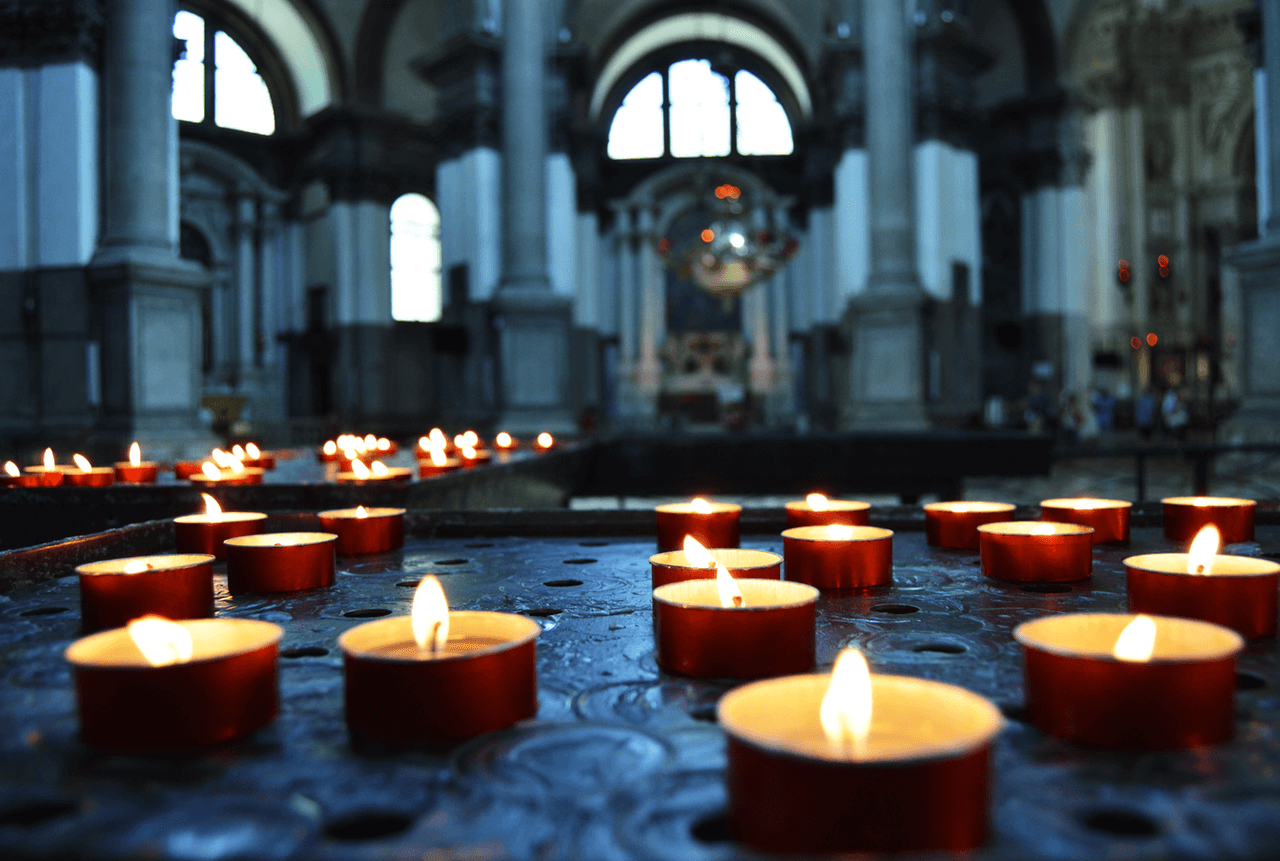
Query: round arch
xmin=219 ymin=0 xmax=338 ymax=117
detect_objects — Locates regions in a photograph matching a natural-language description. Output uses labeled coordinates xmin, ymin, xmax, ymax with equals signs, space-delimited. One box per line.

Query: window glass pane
xmin=735 ymin=71 xmax=793 ymax=155
xmin=390 ymin=193 xmax=442 ymax=323
xmin=668 ymin=59 xmax=730 ymax=158
xmin=172 ymin=10 xmax=204 ymax=123
xmin=214 ymin=31 xmax=275 ymax=135
xmin=607 ymin=72 xmax=664 ymax=160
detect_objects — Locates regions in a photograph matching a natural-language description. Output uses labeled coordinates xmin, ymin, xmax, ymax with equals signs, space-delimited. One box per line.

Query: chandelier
xmin=657 ymin=182 xmax=799 ymax=301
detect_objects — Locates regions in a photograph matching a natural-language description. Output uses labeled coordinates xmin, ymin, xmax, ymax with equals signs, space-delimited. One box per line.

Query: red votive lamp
xmin=649 ymin=537 xmax=781 ymax=588
xmin=2 ymin=461 xmax=39 ymax=487
xmin=1040 ymin=497 xmax=1130 ymax=544
xmin=26 ymin=448 xmax=66 ymax=487
xmin=189 ymin=458 xmax=265 ymax=486
xmin=224 ymin=532 xmax=337 ymax=593
xmin=655 ymin=498 xmax=741 ymax=552
xmin=979 ymin=521 xmax=1093 ymax=583
xmin=924 ymin=501 xmax=1016 ymax=549
xmin=1125 ymin=526 xmax=1280 ymax=638
xmin=64 ymin=454 xmax=115 ymax=488
xmin=653 ymin=570 xmax=818 ymax=678
xmin=174 ymin=460 xmax=206 ymax=480
xmin=1163 ymin=496 xmax=1256 ymax=545
xmin=66 ymin=616 xmax=281 ymax=751
xmin=494 ymin=431 xmax=519 ymax=451
xmin=533 ymin=432 xmax=557 ymax=451
xmin=336 ymin=459 xmax=412 ymax=484
xmin=418 ymin=452 xmax=461 ymax=477
xmin=457 ymin=445 xmax=492 ymax=468
xmin=339 ymin=576 xmax=540 ymax=745
xmin=318 ymin=506 xmax=406 ymax=555
xmin=173 ymin=493 xmax=267 ymax=560
xmin=76 ymin=554 xmax=215 ymax=633
xmin=231 ymin=442 xmax=275 ymax=470
xmin=1015 ymin=613 xmax=1243 ymax=749
xmin=113 ymin=442 xmax=159 ymax=484
xmin=719 ymin=648 xmax=1003 ymax=853
xmin=783 ymin=525 xmax=893 ymax=589
xmin=785 ymin=493 xmax=871 ymax=529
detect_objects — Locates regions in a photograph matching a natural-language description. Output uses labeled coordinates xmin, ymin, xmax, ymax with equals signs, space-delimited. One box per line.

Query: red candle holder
xmin=340 ymin=611 xmax=540 ymax=745
xmin=64 ymin=467 xmax=115 ymax=488
xmin=336 ymin=466 xmax=413 ymax=484
xmin=224 ymin=532 xmax=337 ymax=593
xmin=174 ymin=460 xmax=205 ymax=480
xmin=1125 ymin=553 xmax=1280 ymax=639
xmin=190 ymin=468 xmax=265 ymax=487
xmin=784 ymin=499 xmax=871 ymax=529
xmin=1040 ymin=498 xmax=1130 ymax=544
xmin=719 ymin=673 xmax=1002 ymax=853
xmin=782 ymin=525 xmax=893 ymax=589
xmin=24 ymin=466 xmax=66 ymax=487
xmin=457 ymin=449 xmax=492 ymax=468
xmin=1014 ymin=613 xmax=1243 ymax=749
xmin=924 ymin=502 xmax=1016 ymax=549
xmin=65 ymin=618 xmax=281 ymax=751
xmin=649 ymin=547 xmax=781 ymax=589
xmin=317 ymin=507 xmax=406 ymax=555
xmin=114 ymin=462 xmax=159 ymax=483
xmin=173 ymin=511 xmax=268 ymax=560
xmin=240 ymin=450 xmax=276 ymax=470
xmin=76 ymin=554 xmax=215 ymax=633
xmin=653 ymin=580 xmax=818 ymax=678
xmin=654 ymin=502 xmax=741 ymax=552
xmin=979 ymin=522 xmax=1093 ymax=583
xmin=2 ymin=472 xmax=40 ymax=488
xmin=1163 ymin=496 xmax=1256 ymax=544
xmin=418 ymin=457 xmax=462 ymax=478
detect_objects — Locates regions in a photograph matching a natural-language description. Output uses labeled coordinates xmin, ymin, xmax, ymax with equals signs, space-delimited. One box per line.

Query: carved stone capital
xmin=0 ymin=0 xmax=103 ymax=68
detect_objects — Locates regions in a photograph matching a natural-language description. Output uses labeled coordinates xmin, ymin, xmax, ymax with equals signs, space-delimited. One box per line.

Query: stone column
xmin=90 ymin=0 xmax=212 ymax=456
xmin=843 ymin=0 xmax=928 ymax=429
xmin=635 ymin=207 xmax=662 ymax=393
xmin=1267 ymin=0 xmax=1280 ymax=236
xmin=492 ymin=0 xmax=575 ymax=432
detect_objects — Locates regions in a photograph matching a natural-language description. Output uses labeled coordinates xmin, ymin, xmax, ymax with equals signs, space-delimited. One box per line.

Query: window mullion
xmin=203 ymin=19 xmax=215 ymax=125
xmin=662 ymin=70 xmax=671 ymax=158
xmin=728 ymin=71 xmax=738 ymax=157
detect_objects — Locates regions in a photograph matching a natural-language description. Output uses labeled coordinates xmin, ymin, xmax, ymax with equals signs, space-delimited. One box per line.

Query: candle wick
xmin=732 ymin=595 xmax=743 ymax=607
xmin=430 ymin=621 xmax=443 ymax=656
xmin=1195 ymin=564 xmax=1205 ymax=574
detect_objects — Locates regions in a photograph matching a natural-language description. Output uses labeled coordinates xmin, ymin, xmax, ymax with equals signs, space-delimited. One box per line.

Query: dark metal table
xmin=3 ymin=512 xmax=1280 ymax=859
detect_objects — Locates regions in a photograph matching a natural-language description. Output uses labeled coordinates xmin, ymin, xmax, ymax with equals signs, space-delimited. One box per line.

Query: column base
xmin=840 ymin=290 xmax=930 ymax=431
xmin=492 ymin=288 xmax=577 ymax=434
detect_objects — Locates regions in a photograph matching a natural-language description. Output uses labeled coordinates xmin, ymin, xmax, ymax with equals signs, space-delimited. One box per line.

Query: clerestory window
xmin=390 ymin=194 xmax=443 ymax=323
xmin=172 ymin=9 xmax=276 ymax=135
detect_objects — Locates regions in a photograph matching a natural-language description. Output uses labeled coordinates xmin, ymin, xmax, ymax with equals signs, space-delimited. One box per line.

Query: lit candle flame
xmin=323 ymin=440 xmax=337 ymax=456
xmin=201 ymin=462 xmax=221 ymax=480
xmin=376 ymin=438 xmax=390 ymax=451
xmin=430 ymin=447 xmax=447 ymax=467
xmin=356 ymin=505 xmax=368 ymax=519
xmin=128 ymin=615 xmax=194 ymax=666
xmin=43 ymin=448 xmax=54 ymax=470
xmin=1071 ymin=499 xmax=1103 ymax=510
xmin=682 ymin=535 xmax=715 ymax=568
xmin=454 ymin=434 xmax=466 ymax=449
xmin=821 ymin=647 xmax=873 ymax=758
xmin=3 ymin=461 xmax=18 ymax=478
xmin=211 ymin=448 xmax=230 ymax=468
xmin=948 ymin=503 xmax=975 ymax=513
xmin=1113 ymin=615 xmax=1157 ymax=662
xmin=1193 ymin=498 xmax=1210 ymax=508
xmin=123 ymin=559 xmax=150 ymax=574
xmin=412 ymin=575 xmax=449 ymax=654
xmin=806 ymin=493 xmax=829 ymax=511
xmin=827 ymin=524 xmax=855 ymax=540
xmin=1030 ymin=523 xmax=1056 ymax=535
xmin=371 ymin=461 xmax=389 ymax=477
xmin=246 ymin=442 xmax=260 ymax=459
xmin=364 ymin=434 xmax=377 ymax=448
xmin=202 ymin=493 xmax=222 ymax=520
xmin=462 ymin=431 xmax=478 ymax=447
xmin=536 ymin=432 xmax=554 ymax=448
xmin=461 ymin=446 xmax=477 ymax=459
xmin=496 ymin=432 xmax=512 ymax=448
xmin=1187 ymin=525 xmax=1220 ymax=575
xmin=231 ymin=444 xmax=246 ymax=460
xmin=691 ymin=497 xmax=712 ymax=514
xmin=350 ymin=459 xmax=370 ymax=479
xmin=129 ymin=442 xmax=141 ymax=467
xmin=419 ymin=436 xmax=431 ymax=451
xmin=228 ymin=457 xmax=245 ymax=475
xmin=716 ymin=562 xmax=744 ymax=608
xmin=429 ymin=428 xmax=446 ymax=448
xmin=73 ymin=454 xmax=92 ymax=472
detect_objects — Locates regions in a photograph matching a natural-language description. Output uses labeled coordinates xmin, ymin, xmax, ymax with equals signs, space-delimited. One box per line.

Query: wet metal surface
xmin=2 ymin=521 xmax=1280 ymax=859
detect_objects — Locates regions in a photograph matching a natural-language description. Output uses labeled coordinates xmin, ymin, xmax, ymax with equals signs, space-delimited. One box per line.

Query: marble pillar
xmin=843 ymin=0 xmax=928 ymax=430
xmin=635 ymin=207 xmax=662 ymax=392
xmin=492 ymin=0 xmax=575 ymax=433
xmin=89 ymin=0 xmax=212 ymax=456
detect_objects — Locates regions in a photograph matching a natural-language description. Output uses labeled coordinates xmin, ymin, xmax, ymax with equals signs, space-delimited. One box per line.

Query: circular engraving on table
xmin=573 ymin=680 xmax=736 ymax=728
xmin=615 ymin=770 xmax=732 ymax=861
xmin=117 ymin=797 xmax=315 ymax=860
xmin=343 ymin=562 xmax=400 ymax=575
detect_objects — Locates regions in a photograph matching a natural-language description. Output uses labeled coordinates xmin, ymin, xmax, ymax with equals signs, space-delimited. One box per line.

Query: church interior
xmin=7 ymin=1 xmax=1280 ymax=859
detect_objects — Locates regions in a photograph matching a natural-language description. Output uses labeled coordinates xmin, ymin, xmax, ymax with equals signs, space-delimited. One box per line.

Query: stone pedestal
xmin=493 ymin=289 xmax=576 ymax=433
xmin=843 ymin=291 xmax=929 ymax=430
xmin=1224 ymin=237 xmax=1280 ymax=441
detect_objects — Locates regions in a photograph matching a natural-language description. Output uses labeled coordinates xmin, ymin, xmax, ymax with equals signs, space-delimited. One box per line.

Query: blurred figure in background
xmin=1134 ymin=388 xmax=1157 ymax=442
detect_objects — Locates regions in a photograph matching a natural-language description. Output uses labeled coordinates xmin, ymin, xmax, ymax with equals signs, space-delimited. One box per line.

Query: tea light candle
xmin=224 ymin=532 xmax=337 ymax=593
xmin=654 ymin=498 xmax=741 ymax=552
xmin=783 ymin=525 xmax=893 ymax=589
xmin=1125 ymin=526 xmax=1280 ymax=638
xmin=979 ymin=521 xmax=1093 ymax=583
xmin=1040 ymin=498 xmax=1131 ymax=544
xmin=318 ymin=440 xmax=341 ymax=462
xmin=339 ymin=576 xmax=540 ymax=744
xmin=719 ymin=648 xmax=1003 ymax=853
xmin=64 ymin=454 xmax=115 ymax=487
xmin=2 ymin=461 xmax=38 ymax=487
xmin=457 ymin=446 xmax=492 ymax=468
xmin=318 ymin=506 xmax=406 ymax=556
xmin=649 ymin=537 xmax=781 ymax=589
xmin=26 ymin=448 xmax=66 ymax=487
xmin=494 ymin=432 xmax=518 ymax=450
xmin=173 ymin=494 xmax=267 ymax=560
xmin=190 ymin=461 xmax=265 ymax=486
xmin=534 ymin=432 xmax=556 ymax=450
xmin=653 ymin=571 xmax=818 ymax=678
xmin=77 ymin=554 xmax=215 ymax=632
xmin=1015 ymin=613 xmax=1243 ymax=749
xmin=924 ymin=502 xmax=1016 ymax=549
xmin=114 ymin=442 xmax=159 ymax=484
xmin=174 ymin=459 xmax=206 ymax=480
xmin=784 ymin=493 xmax=871 ymax=529
xmin=336 ymin=459 xmax=412 ymax=483
xmin=65 ymin=616 xmax=281 ymax=751
xmin=1163 ymin=496 xmax=1256 ymax=545
xmin=418 ymin=450 xmax=461 ymax=478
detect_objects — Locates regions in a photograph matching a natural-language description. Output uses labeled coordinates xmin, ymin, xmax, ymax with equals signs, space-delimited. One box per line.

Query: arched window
xmin=390 ymin=194 xmax=442 ymax=323
xmin=607 ymin=59 xmax=793 ymax=160
xmin=173 ymin=9 xmax=276 ymax=135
